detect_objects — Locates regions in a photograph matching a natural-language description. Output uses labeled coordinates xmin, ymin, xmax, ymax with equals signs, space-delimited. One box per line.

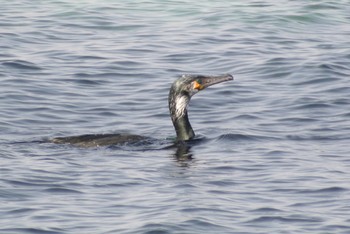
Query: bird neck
xmin=173 ymin=111 xmax=195 ymax=141
xmin=169 ymin=92 xmax=195 ymax=141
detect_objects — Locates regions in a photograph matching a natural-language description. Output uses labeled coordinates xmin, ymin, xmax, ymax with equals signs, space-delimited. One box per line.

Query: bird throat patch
xmin=175 ymin=95 xmax=189 ymax=118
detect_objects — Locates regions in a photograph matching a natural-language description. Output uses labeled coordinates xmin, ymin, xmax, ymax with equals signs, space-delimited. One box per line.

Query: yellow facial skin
xmin=193 ymin=80 xmax=204 ymax=90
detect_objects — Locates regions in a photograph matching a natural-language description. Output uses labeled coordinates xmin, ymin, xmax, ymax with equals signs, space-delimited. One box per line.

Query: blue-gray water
xmin=1 ymin=1 xmax=350 ymax=233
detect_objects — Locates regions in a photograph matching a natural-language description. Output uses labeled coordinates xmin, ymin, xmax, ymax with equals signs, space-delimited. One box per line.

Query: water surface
xmin=1 ymin=1 xmax=350 ymax=233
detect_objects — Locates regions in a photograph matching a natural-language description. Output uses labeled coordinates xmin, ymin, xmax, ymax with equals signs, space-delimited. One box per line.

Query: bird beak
xmin=197 ymin=74 xmax=234 ymax=90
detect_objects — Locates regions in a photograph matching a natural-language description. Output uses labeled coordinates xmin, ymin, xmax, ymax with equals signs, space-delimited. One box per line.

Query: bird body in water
xmin=51 ymin=74 xmax=233 ymax=147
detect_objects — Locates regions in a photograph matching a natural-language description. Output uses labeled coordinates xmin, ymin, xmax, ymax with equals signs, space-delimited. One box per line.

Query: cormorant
xmin=50 ymin=74 xmax=233 ymax=147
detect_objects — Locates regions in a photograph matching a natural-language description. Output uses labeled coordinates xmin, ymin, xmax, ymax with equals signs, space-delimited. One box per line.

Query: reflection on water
xmin=174 ymin=141 xmax=193 ymax=161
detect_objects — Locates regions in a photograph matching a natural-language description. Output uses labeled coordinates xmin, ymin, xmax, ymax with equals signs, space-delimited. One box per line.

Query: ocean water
xmin=1 ymin=0 xmax=350 ymax=233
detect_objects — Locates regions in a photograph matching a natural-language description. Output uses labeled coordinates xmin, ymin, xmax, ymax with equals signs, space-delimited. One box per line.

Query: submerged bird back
xmin=50 ymin=134 xmax=147 ymax=147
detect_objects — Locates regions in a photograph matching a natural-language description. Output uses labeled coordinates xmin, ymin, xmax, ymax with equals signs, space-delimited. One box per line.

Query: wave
xmin=216 ymin=133 xmax=279 ymax=142
xmin=2 ymin=60 xmax=43 ymax=71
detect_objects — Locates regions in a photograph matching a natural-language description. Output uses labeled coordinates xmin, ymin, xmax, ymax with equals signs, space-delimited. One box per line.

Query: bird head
xmin=169 ymin=74 xmax=233 ymax=119
xmin=178 ymin=74 xmax=234 ymax=97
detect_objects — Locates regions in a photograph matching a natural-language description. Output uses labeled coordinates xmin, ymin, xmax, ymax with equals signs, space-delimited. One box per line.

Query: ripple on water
xmin=43 ymin=187 xmax=83 ymax=194
xmin=246 ymin=214 xmax=323 ymax=224
xmin=295 ymin=186 xmax=348 ymax=194
xmin=217 ymin=133 xmax=279 ymax=142
xmin=0 ymin=228 xmax=64 ymax=234
xmin=2 ymin=60 xmax=43 ymax=71
xmin=1 ymin=1 xmax=350 ymax=234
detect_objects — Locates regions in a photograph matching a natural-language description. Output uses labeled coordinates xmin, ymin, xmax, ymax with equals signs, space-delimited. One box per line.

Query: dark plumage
xmin=168 ymin=74 xmax=233 ymax=141
xmin=50 ymin=74 xmax=233 ymax=147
